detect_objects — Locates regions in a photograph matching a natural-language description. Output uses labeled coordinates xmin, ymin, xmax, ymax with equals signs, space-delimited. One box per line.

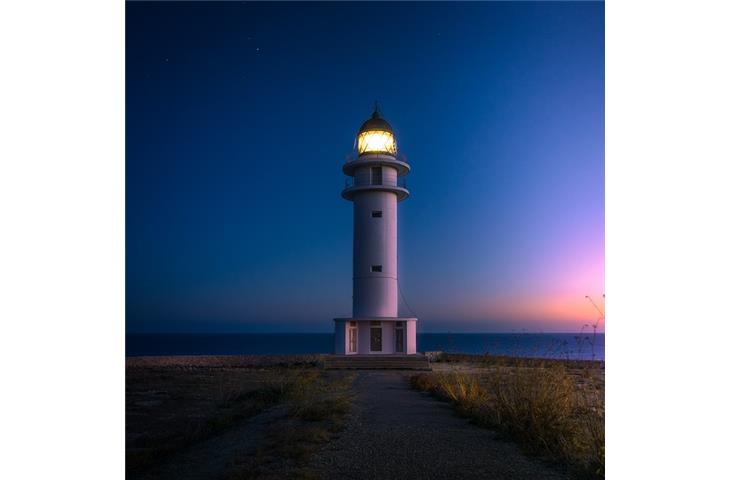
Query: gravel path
xmin=310 ymin=371 xmax=568 ymax=480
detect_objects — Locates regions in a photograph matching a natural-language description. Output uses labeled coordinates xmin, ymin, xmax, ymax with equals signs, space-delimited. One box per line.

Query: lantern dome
xmin=356 ymin=109 xmax=397 ymax=156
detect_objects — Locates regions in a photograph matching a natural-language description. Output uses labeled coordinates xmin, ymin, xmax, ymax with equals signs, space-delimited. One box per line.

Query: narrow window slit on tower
xmin=371 ymin=265 xmax=382 ymax=272
xmin=371 ymin=166 xmax=382 ymax=185
xmin=372 ymin=210 xmax=382 ymax=218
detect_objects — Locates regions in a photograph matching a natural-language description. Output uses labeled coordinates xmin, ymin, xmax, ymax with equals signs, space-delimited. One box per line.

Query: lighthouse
xmin=333 ymin=108 xmax=417 ymax=355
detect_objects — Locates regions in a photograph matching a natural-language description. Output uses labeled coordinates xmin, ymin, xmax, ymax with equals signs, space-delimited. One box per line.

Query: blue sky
xmin=126 ymin=2 xmax=604 ymax=333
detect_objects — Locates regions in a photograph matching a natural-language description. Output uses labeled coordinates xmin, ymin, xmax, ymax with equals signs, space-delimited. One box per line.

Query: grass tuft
xmin=226 ymin=371 xmax=354 ymax=480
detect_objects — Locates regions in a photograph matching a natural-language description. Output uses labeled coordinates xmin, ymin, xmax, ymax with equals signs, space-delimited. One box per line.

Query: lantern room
xmin=356 ymin=110 xmax=397 ymax=156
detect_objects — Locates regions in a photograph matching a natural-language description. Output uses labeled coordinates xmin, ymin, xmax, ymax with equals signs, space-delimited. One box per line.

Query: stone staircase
xmin=323 ymin=354 xmax=431 ymax=370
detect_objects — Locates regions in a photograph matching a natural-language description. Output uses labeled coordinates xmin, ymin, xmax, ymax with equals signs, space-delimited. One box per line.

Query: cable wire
xmin=397 ymin=278 xmax=417 ymax=318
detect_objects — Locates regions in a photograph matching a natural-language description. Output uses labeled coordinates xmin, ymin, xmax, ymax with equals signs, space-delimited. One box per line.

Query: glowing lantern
xmin=356 ymin=110 xmax=397 ymax=156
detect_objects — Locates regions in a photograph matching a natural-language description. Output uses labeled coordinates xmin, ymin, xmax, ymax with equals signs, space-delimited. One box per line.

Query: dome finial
xmin=373 ymin=100 xmax=380 ymax=118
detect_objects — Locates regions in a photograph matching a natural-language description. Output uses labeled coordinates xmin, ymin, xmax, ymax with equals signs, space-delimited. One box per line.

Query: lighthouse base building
xmin=332 ymin=109 xmax=418 ymax=355
xmin=333 ymin=318 xmax=418 ymax=355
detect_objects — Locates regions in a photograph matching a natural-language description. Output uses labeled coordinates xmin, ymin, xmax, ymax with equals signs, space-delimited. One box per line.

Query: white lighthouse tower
xmin=333 ymin=108 xmax=417 ymax=355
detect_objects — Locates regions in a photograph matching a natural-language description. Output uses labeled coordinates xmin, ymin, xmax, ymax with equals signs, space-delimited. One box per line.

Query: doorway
xmin=395 ymin=323 xmax=404 ymax=353
xmin=347 ymin=321 xmax=358 ymax=354
xmin=370 ymin=322 xmax=382 ymax=352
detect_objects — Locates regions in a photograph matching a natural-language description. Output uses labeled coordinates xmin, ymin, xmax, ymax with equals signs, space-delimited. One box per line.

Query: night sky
xmin=126 ymin=2 xmax=604 ymax=333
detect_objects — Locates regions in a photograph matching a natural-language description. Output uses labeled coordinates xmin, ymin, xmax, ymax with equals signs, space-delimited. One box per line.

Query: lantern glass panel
xmin=357 ymin=130 xmax=396 ymax=155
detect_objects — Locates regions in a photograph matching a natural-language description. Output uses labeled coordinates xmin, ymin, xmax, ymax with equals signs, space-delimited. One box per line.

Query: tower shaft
xmin=353 ymin=185 xmax=398 ymax=317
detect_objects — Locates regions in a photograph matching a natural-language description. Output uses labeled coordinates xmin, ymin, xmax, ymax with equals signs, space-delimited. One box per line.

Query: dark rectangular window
xmin=372 ymin=210 xmax=382 ymax=218
xmin=371 ymin=166 xmax=382 ymax=185
xmin=371 ymin=265 xmax=382 ymax=272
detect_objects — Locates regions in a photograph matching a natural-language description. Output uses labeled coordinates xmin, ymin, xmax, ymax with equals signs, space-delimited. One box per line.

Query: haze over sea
xmin=126 ymin=333 xmax=604 ymax=361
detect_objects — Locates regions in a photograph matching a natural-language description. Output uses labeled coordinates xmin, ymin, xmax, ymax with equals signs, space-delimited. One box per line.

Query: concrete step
xmin=323 ymin=355 xmax=431 ymax=371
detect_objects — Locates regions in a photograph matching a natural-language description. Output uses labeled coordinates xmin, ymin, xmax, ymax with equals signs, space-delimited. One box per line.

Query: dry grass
xmin=285 ymin=370 xmax=353 ymax=421
xmin=412 ymin=361 xmax=604 ymax=479
xmin=434 ymin=352 xmax=603 ymax=370
xmin=126 ymin=367 xmax=291 ymax=475
xmin=226 ymin=370 xmax=354 ymax=480
xmin=127 ymin=365 xmax=353 ymax=479
xmin=126 ymin=361 xmax=346 ymax=477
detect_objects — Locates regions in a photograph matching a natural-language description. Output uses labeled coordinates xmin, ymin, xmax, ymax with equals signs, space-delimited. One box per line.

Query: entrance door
xmin=348 ymin=322 xmax=358 ymax=354
xmin=395 ymin=327 xmax=404 ymax=353
xmin=370 ymin=326 xmax=382 ymax=352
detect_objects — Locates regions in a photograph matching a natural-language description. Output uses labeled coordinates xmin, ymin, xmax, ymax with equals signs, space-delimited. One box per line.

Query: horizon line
xmin=126 ymin=331 xmax=605 ymax=335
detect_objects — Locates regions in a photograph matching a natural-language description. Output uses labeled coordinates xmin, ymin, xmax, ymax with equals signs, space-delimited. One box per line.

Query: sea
xmin=126 ymin=333 xmax=604 ymax=361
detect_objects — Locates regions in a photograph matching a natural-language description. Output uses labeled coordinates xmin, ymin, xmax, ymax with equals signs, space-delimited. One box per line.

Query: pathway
xmin=310 ymin=371 xmax=568 ymax=480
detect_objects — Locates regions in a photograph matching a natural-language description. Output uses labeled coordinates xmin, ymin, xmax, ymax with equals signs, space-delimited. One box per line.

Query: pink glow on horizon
xmin=481 ymin=293 xmax=604 ymax=328
xmin=451 ymin=245 xmax=605 ymax=331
